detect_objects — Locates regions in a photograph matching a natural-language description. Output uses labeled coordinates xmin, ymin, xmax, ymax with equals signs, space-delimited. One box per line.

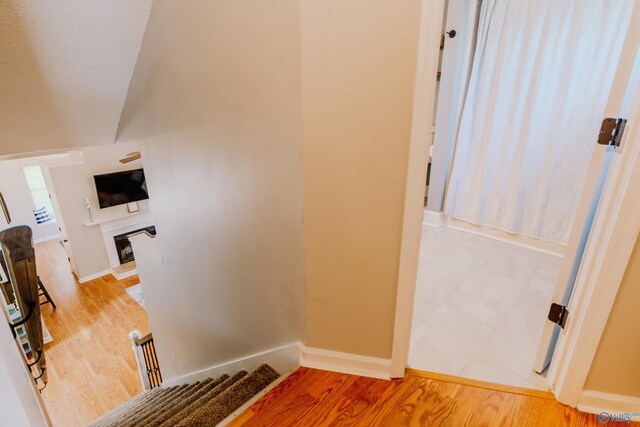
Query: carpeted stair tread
xmin=89 ymin=384 xmax=184 ymax=427
xmin=89 ymin=386 xmax=179 ymax=427
xmin=118 ymin=383 xmax=195 ymax=427
xmin=89 ymin=364 xmax=280 ymax=427
xmin=89 ymin=388 xmax=161 ymax=427
xmin=146 ymin=375 xmax=229 ymax=427
xmin=140 ymin=379 xmax=213 ymax=426
xmin=123 ymin=381 xmax=202 ymax=427
xmin=175 ymin=364 xmax=279 ymax=427
xmin=142 ymin=378 xmax=214 ymax=426
xmin=132 ymin=383 xmax=188 ymax=411
xmin=159 ymin=371 xmax=247 ymax=427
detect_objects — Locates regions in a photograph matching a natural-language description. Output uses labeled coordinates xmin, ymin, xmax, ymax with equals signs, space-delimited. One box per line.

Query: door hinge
xmin=598 ymin=117 xmax=627 ymax=148
xmin=548 ymin=303 xmax=569 ymax=329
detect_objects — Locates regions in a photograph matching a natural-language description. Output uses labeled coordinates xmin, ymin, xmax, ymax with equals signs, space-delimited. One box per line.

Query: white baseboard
xmin=162 ymin=342 xmax=301 ymax=387
xmin=578 ymin=390 xmax=640 ymax=421
xmin=78 ymin=267 xmax=137 ymax=283
xmin=421 ymin=211 xmax=565 ymax=257
xmin=33 ymin=233 xmax=62 ymax=244
xmin=77 ymin=269 xmax=113 ymax=283
xmin=111 ymin=268 xmax=137 ymax=281
xmin=422 ymin=210 xmax=444 ymax=227
xmin=299 ymin=345 xmax=391 ymax=380
xmin=218 ymin=365 xmax=299 ymax=426
xmin=445 ymin=216 xmax=565 ymax=257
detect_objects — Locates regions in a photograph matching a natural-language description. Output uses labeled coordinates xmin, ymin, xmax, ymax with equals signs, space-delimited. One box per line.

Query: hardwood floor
xmin=35 ymin=239 xmax=150 ymax=427
xmin=230 ymin=367 xmax=618 ymax=427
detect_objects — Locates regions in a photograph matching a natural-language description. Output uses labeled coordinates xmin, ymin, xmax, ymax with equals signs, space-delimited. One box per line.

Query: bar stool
xmin=37 ymin=277 xmax=56 ymax=309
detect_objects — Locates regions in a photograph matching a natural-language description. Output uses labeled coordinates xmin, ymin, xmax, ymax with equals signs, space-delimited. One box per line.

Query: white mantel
xmin=83 ymin=200 xmax=151 ymax=226
xmin=90 ymin=211 xmax=155 ymax=269
xmin=129 ymin=233 xmax=162 ymax=264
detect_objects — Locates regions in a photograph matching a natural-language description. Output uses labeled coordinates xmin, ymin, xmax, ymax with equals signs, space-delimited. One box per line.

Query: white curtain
xmin=444 ymin=0 xmax=633 ymax=244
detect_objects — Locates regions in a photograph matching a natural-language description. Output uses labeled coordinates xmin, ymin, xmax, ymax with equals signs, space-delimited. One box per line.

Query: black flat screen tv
xmin=94 ymin=168 xmax=148 ymax=209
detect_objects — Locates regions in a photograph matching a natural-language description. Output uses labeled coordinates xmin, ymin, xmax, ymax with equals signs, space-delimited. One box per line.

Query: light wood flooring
xmin=231 ymin=367 xmax=624 ymax=427
xmin=36 ymin=239 xmax=150 ymax=427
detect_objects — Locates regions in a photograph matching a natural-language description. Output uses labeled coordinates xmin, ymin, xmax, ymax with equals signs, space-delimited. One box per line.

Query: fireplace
xmin=113 ymin=226 xmax=156 ymax=265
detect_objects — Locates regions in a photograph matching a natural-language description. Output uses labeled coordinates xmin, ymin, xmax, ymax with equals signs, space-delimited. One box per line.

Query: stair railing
xmin=129 ymin=330 xmax=162 ymax=390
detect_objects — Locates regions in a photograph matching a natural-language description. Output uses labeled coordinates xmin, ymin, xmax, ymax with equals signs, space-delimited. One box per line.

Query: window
xmin=23 ymin=165 xmax=56 ymax=225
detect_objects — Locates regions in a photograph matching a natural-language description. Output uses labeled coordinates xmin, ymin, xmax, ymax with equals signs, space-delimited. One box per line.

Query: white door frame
xmin=546 ymin=1 xmax=640 ymax=403
xmin=390 ymin=0 xmax=446 ymax=378
xmin=549 ymin=90 xmax=640 ymax=406
xmin=391 ymin=0 xmax=640 ymax=408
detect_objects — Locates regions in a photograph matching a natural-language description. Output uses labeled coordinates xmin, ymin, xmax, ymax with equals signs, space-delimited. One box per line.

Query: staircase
xmin=89 ymin=364 xmax=279 ymax=427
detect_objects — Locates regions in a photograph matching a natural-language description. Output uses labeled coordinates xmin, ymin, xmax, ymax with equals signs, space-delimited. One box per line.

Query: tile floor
xmin=408 ymin=224 xmax=563 ymax=390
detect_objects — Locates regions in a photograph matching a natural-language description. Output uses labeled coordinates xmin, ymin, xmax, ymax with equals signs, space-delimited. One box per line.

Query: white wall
xmin=0 ymin=155 xmax=64 ymax=242
xmin=47 ymin=144 xmax=146 ymax=280
xmin=0 ymin=311 xmax=48 ymax=427
xmin=117 ymin=0 xmax=305 ymax=380
xmin=0 ymin=0 xmax=152 ymax=155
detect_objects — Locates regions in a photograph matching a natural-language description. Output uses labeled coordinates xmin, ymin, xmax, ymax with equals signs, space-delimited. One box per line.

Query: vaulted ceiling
xmin=0 ymin=0 xmax=152 ymax=156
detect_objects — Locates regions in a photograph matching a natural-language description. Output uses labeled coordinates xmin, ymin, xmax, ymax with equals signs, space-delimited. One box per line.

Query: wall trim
xmin=162 ymin=343 xmax=300 ymax=387
xmin=423 ymin=210 xmax=564 ymax=256
xmin=299 ymin=345 xmax=392 ymax=380
xmin=390 ymin=0 xmax=447 ymax=379
xmin=422 ymin=209 xmax=444 ymax=227
xmin=77 ymin=269 xmax=113 ymax=284
xmin=164 ymin=342 xmax=393 ymax=388
xmin=77 ymin=266 xmax=138 ymax=283
xmin=578 ymin=390 xmax=640 ymax=421
xmin=111 ymin=267 xmax=137 ymax=281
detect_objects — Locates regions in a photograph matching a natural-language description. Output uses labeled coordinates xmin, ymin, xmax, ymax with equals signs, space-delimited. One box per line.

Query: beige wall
xmin=117 ymin=0 xmax=306 ymax=380
xmin=584 ymin=232 xmax=640 ymax=397
xmin=301 ymin=0 xmax=422 ymax=359
xmin=118 ymin=0 xmax=423 ymax=370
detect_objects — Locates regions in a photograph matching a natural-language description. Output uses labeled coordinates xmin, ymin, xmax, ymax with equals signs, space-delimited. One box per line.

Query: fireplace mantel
xmin=129 ymin=233 xmax=162 ymax=265
xmin=94 ymin=212 xmax=156 ymax=270
xmin=83 ymin=209 xmax=151 ymax=227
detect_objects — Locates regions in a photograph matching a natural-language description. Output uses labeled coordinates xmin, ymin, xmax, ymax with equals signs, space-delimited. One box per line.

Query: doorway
xmin=0 ymin=156 xmax=65 ymax=245
xmin=0 ymin=153 xmax=82 ymax=276
xmin=410 ymin=226 xmax=560 ymax=388
xmin=406 ymin=0 xmax=636 ymax=390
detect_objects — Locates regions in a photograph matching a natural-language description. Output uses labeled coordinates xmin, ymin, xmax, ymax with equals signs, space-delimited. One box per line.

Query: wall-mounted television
xmin=93 ymin=168 xmax=148 ymax=209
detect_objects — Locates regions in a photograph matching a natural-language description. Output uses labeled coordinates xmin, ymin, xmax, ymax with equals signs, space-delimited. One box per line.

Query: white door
xmin=428 ymin=0 xmax=480 ymax=212
xmin=534 ymin=2 xmax=640 ymax=373
xmin=41 ymin=166 xmax=79 ymax=277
